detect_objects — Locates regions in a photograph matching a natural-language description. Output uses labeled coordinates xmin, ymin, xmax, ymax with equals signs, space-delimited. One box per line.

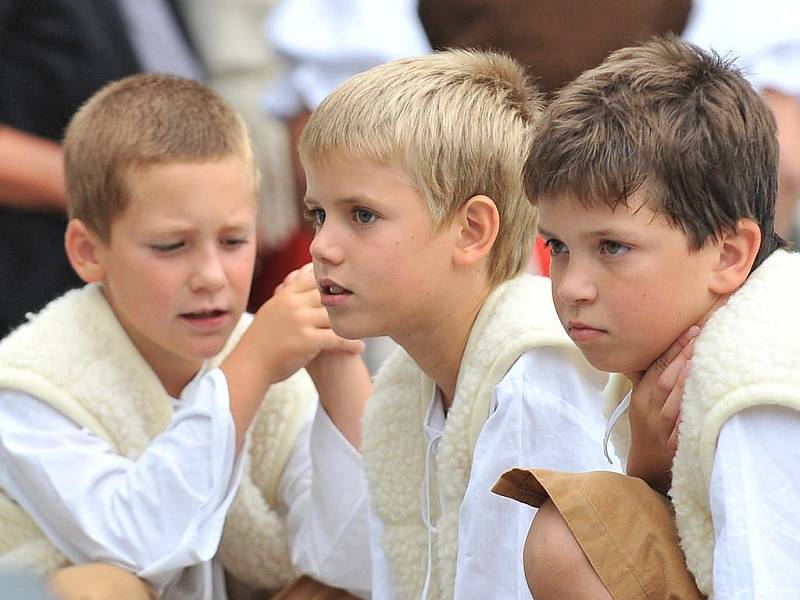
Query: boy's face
xmin=304 ymin=157 xmax=458 ymax=341
xmin=94 ymin=157 xmax=257 ymax=384
xmin=538 ymin=193 xmax=720 ymax=376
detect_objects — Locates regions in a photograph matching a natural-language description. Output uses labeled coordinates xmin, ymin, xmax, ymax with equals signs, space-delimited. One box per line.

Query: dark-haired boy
xmin=495 ymin=37 xmax=800 ymax=599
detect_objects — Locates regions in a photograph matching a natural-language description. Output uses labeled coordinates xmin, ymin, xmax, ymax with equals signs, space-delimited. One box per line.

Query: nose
xmin=309 ymin=222 xmax=345 ymax=265
xmin=554 ymin=259 xmax=597 ymax=306
xmin=190 ymin=244 xmax=226 ymax=292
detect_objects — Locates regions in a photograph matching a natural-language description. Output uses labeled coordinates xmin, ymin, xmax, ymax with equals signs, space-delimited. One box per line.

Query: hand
xmin=254 ymin=263 xmax=363 ymax=384
xmin=626 ymin=325 xmax=699 ymax=494
xmin=220 ymin=263 xmax=361 ymax=449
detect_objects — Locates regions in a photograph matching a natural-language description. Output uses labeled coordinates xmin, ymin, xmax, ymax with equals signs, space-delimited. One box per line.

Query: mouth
xmin=180 ymin=308 xmax=229 ymax=326
xmin=566 ymin=321 xmax=607 ymax=343
xmin=318 ymin=278 xmax=352 ymax=307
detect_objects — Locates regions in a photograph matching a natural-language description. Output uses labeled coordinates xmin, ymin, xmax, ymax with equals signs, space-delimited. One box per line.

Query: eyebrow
xmin=304 ymin=194 xmax=378 ymax=207
xmin=538 ymin=226 xmax=635 ymax=239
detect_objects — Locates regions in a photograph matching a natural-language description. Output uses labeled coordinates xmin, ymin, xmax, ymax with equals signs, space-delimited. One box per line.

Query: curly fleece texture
xmin=605 ymin=250 xmax=800 ymax=597
xmin=362 ymin=275 xmax=579 ymax=599
xmin=0 ymin=284 xmax=314 ymax=590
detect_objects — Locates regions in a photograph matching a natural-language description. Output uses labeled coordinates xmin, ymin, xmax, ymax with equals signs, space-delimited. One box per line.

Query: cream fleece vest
xmin=605 ymin=250 xmax=800 ymax=598
xmin=0 ymin=284 xmax=314 ymax=590
xmin=362 ymin=275 xmax=582 ymax=599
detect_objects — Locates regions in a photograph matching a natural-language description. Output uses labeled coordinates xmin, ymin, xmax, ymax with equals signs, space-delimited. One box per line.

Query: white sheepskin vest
xmin=0 ymin=284 xmax=314 ymax=590
xmin=363 ymin=275 xmax=579 ymax=599
xmin=605 ymin=250 xmax=800 ymax=598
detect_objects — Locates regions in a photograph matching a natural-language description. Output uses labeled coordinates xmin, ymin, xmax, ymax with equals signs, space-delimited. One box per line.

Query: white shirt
xmin=607 ymin=400 xmax=800 ymax=598
xmin=0 ymin=368 xmax=364 ymax=600
xmin=710 ymin=405 xmax=800 ymax=599
xmin=304 ymin=347 xmax=617 ymax=599
xmin=682 ymin=0 xmax=800 ymax=95
xmin=262 ymin=0 xmax=430 ymax=117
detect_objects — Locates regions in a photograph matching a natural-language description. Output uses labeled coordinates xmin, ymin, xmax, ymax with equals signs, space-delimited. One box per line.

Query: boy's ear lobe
xmin=453 ymin=195 xmax=500 ymax=267
xmin=64 ymin=219 xmax=106 ymax=283
xmin=709 ymin=218 xmax=761 ymax=295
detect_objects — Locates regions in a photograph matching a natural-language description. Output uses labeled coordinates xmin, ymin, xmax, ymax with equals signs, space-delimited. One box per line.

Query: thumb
xmin=335 ymin=337 xmax=366 ymax=355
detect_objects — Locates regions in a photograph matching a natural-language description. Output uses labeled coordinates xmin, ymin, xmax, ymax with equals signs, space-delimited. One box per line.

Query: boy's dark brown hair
xmin=524 ymin=35 xmax=788 ymax=268
xmin=64 ymin=73 xmax=258 ymax=242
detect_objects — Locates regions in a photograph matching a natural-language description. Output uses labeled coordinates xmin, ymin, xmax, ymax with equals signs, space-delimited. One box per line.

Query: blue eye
xmin=599 ymin=240 xmax=631 ymax=257
xmin=354 ymin=208 xmax=377 ymax=225
xmin=304 ymin=208 xmax=326 ymax=228
xmin=543 ymin=238 xmax=568 ymax=256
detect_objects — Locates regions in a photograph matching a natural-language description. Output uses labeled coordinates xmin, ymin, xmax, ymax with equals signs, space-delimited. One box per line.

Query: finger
xmin=275 ymin=285 xmax=322 ymax=308
xmin=648 ymin=325 xmax=701 ymax=376
xmin=313 ymin=329 xmax=365 ymax=354
xmin=307 ymin=305 xmax=333 ymax=328
xmin=334 ymin=338 xmax=367 ymax=355
xmin=654 ymin=351 xmax=689 ymax=410
xmin=282 ymin=267 xmax=317 ymax=293
xmin=661 ymin=359 xmax=691 ymax=429
xmin=668 ymin=415 xmax=682 ymax=454
xmin=656 ymin=324 xmax=700 ymax=369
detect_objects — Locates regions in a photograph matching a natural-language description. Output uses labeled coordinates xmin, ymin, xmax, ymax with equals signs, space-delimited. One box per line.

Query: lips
xmin=179 ymin=308 xmax=230 ymax=330
xmin=566 ymin=321 xmax=606 ymax=342
xmin=181 ymin=308 xmax=227 ymax=319
xmin=318 ymin=278 xmax=352 ymax=308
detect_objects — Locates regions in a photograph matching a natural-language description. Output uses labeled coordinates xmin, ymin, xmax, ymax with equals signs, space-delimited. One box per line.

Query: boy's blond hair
xmin=64 ymin=73 xmax=258 ymax=241
xmin=299 ymin=49 xmax=543 ymax=286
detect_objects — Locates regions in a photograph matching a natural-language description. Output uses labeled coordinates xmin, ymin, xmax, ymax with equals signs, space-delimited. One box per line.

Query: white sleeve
xmin=454 ymin=348 xmax=615 ymax=600
xmin=262 ymin=0 xmax=431 ymax=117
xmin=0 ymin=368 xmax=243 ymax=591
xmin=281 ymin=403 xmax=371 ymax=598
xmin=710 ymin=405 xmax=800 ymax=600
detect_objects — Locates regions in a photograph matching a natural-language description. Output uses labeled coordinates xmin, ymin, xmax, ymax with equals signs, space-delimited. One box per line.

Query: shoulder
xmin=493 ymin=347 xmax=607 ymax=409
xmin=698 ymin=250 xmax=800 ymax=362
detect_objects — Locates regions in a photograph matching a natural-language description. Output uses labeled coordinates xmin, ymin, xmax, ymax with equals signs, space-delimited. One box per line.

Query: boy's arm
xmin=626 ymin=326 xmax=699 ymax=494
xmin=221 ymin=265 xmax=363 ymax=450
xmin=0 ymin=376 xmax=243 ymax=591
xmin=709 ymin=406 xmax=800 ymax=598
xmin=305 ymin=350 xmax=371 ymax=450
xmin=0 ymin=126 xmax=67 ymax=212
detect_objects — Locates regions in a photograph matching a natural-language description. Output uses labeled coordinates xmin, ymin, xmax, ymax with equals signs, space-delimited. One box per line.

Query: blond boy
xmin=0 ymin=74 xmax=368 ymax=600
xmin=495 ymin=37 xmax=800 ymax=599
xmin=284 ymin=49 xmax=617 ymax=599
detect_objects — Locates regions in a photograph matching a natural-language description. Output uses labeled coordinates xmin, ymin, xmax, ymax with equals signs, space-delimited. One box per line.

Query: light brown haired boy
xmin=495 ymin=36 xmax=800 ymax=599
xmin=0 ymin=73 xmax=368 ymax=600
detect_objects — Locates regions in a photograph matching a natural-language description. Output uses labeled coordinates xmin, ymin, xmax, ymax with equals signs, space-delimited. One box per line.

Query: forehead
xmin=114 ymin=158 xmax=256 ymax=226
xmin=305 ymin=156 xmax=425 ymax=207
xmin=537 ymin=191 xmax=660 ymax=232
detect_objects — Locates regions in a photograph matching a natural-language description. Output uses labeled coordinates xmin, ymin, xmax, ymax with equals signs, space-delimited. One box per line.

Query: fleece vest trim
xmin=363 ymin=274 xmax=581 ymax=599
xmin=0 ymin=284 xmax=313 ymax=590
xmin=605 ymin=250 xmax=800 ymax=597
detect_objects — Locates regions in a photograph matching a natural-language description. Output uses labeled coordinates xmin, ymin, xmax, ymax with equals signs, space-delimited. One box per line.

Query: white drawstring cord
xmin=419 ymin=435 xmax=440 ymax=600
xmin=603 ymin=392 xmax=631 ymax=463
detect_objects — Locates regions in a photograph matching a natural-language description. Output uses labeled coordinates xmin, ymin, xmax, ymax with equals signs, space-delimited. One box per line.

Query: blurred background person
xmin=0 ymin=0 xmax=202 ymax=336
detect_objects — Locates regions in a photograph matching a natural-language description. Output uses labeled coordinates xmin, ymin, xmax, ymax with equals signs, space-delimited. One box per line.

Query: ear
xmin=64 ymin=218 xmax=106 ymax=283
xmin=709 ymin=218 xmax=761 ymax=295
xmin=452 ymin=194 xmax=500 ymax=267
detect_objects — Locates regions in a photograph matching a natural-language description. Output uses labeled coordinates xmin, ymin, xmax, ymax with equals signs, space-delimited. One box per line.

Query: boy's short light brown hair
xmin=299 ymin=49 xmax=543 ymax=286
xmin=64 ymin=74 xmax=258 ymax=241
xmin=524 ymin=36 xmax=788 ymax=269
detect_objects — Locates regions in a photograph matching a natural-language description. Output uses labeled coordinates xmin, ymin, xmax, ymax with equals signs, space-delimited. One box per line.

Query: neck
xmin=156 ymin=363 xmax=201 ymax=398
xmin=395 ymin=280 xmax=491 ymax=410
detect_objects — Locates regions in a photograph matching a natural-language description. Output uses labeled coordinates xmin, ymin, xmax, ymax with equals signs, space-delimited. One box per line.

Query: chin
xmin=330 ymin=317 xmax=380 ymax=341
xmin=582 ymin=349 xmax=647 ymax=377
